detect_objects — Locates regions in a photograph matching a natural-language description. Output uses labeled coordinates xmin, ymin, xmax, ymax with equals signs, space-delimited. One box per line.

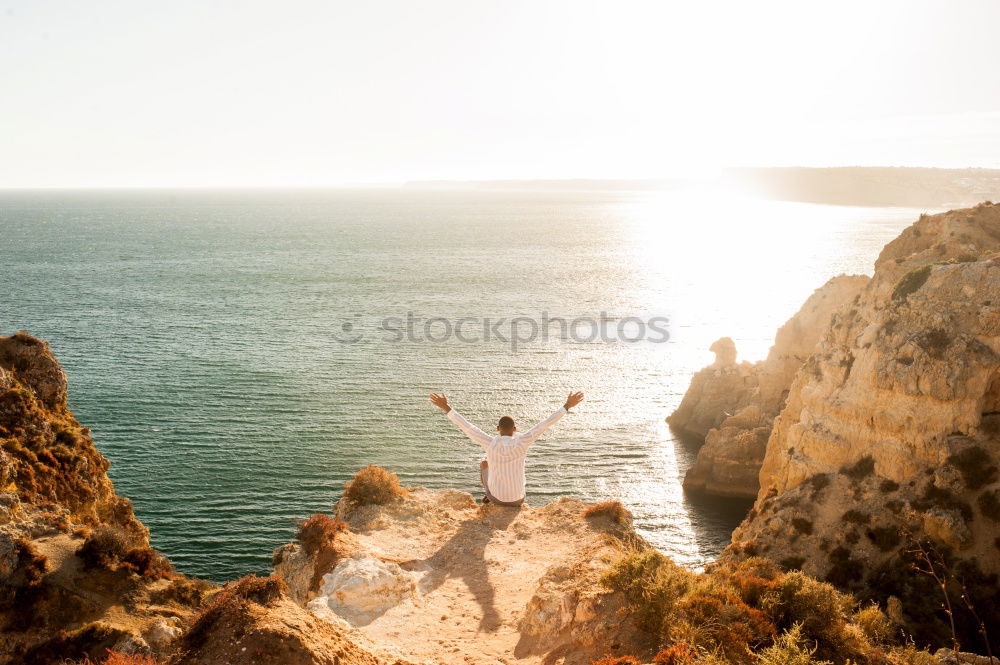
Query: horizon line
xmin=3 ymin=164 xmax=1000 ymax=192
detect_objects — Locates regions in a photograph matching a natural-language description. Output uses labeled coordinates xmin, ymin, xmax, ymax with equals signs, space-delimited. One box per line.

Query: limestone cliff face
xmin=666 ymin=337 xmax=757 ymax=441
xmin=672 ymin=275 xmax=869 ymax=497
xmin=0 ymin=331 xmax=202 ymax=664
xmin=0 ymin=331 xmax=146 ymax=539
xmin=725 ymin=203 xmax=1000 ymax=653
xmin=752 ymin=203 xmax=1000 ymax=499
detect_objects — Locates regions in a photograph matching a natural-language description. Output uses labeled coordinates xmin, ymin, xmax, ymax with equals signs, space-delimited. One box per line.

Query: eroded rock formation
xmin=0 ymin=331 xmax=194 ymax=664
xmin=273 ymin=488 xmax=644 ymax=665
xmin=671 ymin=275 xmax=870 ymax=497
xmin=714 ymin=203 xmax=1000 ymax=654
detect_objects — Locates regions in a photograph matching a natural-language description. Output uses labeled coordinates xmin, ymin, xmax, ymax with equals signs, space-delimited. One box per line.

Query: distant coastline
xmin=407 ymin=165 xmax=1000 ymax=209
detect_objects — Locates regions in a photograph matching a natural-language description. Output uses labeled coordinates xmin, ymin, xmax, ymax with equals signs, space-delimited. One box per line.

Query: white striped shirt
xmin=446 ymin=407 xmax=567 ymax=503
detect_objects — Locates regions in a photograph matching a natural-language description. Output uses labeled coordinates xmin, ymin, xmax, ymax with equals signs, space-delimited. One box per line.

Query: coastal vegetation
xmin=342 ymin=464 xmax=407 ymax=506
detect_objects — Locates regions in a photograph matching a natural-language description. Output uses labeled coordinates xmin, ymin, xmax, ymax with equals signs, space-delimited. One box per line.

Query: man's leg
xmin=480 ymin=460 xmax=490 ymax=504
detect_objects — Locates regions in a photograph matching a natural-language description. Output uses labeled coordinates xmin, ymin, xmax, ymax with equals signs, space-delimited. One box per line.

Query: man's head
xmin=497 ymin=416 xmax=516 ymax=436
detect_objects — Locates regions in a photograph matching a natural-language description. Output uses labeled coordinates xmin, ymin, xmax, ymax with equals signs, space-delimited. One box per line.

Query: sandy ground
xmin=335 ymin=489 xmax=620 ymax=665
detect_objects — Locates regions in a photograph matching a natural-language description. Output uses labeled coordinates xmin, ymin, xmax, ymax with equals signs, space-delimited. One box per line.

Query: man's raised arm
xmin=430 ymin=392 xmax=492 ymax=448
xmin=520 ymin=391 xmax=584 ymax=445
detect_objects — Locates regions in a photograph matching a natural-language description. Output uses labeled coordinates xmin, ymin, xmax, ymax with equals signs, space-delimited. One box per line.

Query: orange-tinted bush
xmin=77 ymin=525 xmax=171 ymax=579
xmin=102 ymin=651 xmax=163 ymax=665
xmin=121 ymin=546 xmax=173 ymax=580
xmin=677 ymin=588 xmax=776 ymax=664
xmin=343 ymin=465 xmax=406 ymax=506
xmin=591 ymin=656 xmax=640 ymax=665
xmin=710 ymin=557 xmax=782 ymax=607
xmin=652 ymin=642 xmax=696 ymax=664
xmin=583 ymin=501 xmax=632 ymax=526
xmin=296 ymin=513 xmax=347 ymax=556
xmin=77 ymin=526 xmax=133 ymax=570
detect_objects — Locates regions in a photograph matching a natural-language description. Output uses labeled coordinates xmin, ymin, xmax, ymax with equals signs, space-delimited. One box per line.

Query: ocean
xmin=0 ymin=187 xmax=928 ymax=581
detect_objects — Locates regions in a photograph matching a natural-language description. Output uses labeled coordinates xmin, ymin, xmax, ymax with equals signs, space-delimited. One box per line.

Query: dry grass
xmin=101 ymin=652 xmax=163 ymax=665
xmin=652 ymin=643 xmax=695 ymax=664
xmin=591 ymin=656 xmax=640 ymax=665
xmin=296 ymin=513 xmax=348 ymax=556
xmin=583 ymin=500 xmax=632 ymax=526
xmin=853 ymin=603 xmax=894 ymax=645
xmin=181 ymin=574 xmax=288 ymax=652
xmin=76 ymin=526 xmax=172 ymax=579
xmin=152 ymin=576 xmax=216 ymax=607
xmin=71 ymin=652 xmax=163 ymax=665
xmin=343 ymin=464 xmax=406 ymax=506
xmin=295 ymin=513 xmax=351 ymax=592
xmin=599 ymin=548 xmax=915 ymax=665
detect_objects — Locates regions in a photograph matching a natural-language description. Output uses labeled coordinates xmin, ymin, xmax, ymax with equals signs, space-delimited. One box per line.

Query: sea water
xmin=0 ymin=187 xmax=928 ymax=580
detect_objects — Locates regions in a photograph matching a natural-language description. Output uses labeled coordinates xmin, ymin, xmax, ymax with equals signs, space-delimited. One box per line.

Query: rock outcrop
xmin=713 ymin=203 xmax=1000 ymax=654
xmin=0 ymin=331 xmax=206 ymax=664
xmin=273 ymin=488 xmax=644 ymax=665
xmin=671 ymin=275 xmax=870 ymax=497
xmin=172 ymin=575 xmax=411 ymax=665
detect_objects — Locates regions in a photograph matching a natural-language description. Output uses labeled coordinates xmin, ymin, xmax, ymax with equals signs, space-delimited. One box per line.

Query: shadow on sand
xmin=399 ymin=505 xmax=520 ymax=633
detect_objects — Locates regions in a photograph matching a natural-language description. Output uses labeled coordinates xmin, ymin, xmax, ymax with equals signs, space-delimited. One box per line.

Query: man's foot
xmin=482 ymin=495 xmax=491 ymax=505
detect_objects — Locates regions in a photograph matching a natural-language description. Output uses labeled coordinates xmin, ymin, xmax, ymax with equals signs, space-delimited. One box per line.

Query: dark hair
xmin=498 ymin=416 xmax=515 ymax=430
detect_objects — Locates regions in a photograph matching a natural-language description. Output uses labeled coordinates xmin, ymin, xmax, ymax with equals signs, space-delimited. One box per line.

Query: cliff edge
xmin=669 ymin=202 xmax=1000 ymax=655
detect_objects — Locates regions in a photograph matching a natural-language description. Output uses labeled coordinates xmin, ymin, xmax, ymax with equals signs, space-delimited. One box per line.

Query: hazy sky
xmin=3 ymin=0 xmax=1000 ymax=187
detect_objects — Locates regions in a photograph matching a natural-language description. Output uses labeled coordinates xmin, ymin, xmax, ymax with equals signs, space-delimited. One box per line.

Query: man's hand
xmin=429 ymin=392 xmax=451 ymax=412
xmin=564 ymin=391 xmax=584 ymax=410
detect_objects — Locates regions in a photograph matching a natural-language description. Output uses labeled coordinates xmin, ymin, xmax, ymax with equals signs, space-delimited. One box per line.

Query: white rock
xmin=146 ymin=619 xmax=182 ymax=648
xmin=309 ymin=551 xmax=416 ymax=624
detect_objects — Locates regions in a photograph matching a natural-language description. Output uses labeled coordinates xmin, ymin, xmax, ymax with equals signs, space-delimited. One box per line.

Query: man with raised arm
xmin=429 ymin=391 xmax=584 ymax=507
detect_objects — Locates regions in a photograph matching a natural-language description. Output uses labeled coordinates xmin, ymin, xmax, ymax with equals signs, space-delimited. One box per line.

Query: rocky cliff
xmin=271 ymin=486 xmax=643 ymax=665
xmin=686 ymin=203 xmax=1000 ymax=654
xmin=0 ymin=332 xmax=215 ymax=664
xmin=0 ymin=332 xmax=969 ymax=664
xmin=669 ymin=275 xmax=869 ymax=497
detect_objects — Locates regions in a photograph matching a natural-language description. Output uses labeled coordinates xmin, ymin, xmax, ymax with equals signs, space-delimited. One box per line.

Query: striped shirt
xmin=446 ymin=407 xmax=567 ymax=503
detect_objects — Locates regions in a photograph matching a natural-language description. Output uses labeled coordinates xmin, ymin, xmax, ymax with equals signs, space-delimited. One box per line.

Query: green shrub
xmin=913 ymin=483 xmax=973 ymax=521
xmin=892 ymin=265 xmax=932 ymax=301
xmin=600 ymin=549 xmax=694 ymax=636
xmin=755 ymin=624 xmax=832 ymax=665
xmin=880 ymin=479 xmax=900 ymax=493
xmin=946 ymin=446 xmax=998 ymax=490
xmin=866 ymin=526 xmax=902 ymax=552
xmin=764 ymin=572 xmax=862 ymax=662
xmin=978 ymin=489 xmax=1000 ymax=521
xmin=792 ymin=518 xmax=813 ymax=535
xmin=842 ymin=510 xmax=870 ymax=525
xmin=853 ymin=603 xmax=894 ymax=645
xmin=886 ymin=643 xmax=937 ymax=665
xmin=825 ymin=546 xmax=864 ymax=589
xmin=842 ymin=457 xmax=875 ymax=481
xmin=677 ymin=587 xmax=776 ymax=663
xmin=76 ymin=526 xmax=171 ymax=579
xmin=76 ymin=526 xmax=135 ymax=570
xmin=153 ymin=576 xmax=214 ymax=607
xmin=652 ymin=643 xmax=695 ymax=664
xmin=809 ymin=474 xmax=831 ymax=498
